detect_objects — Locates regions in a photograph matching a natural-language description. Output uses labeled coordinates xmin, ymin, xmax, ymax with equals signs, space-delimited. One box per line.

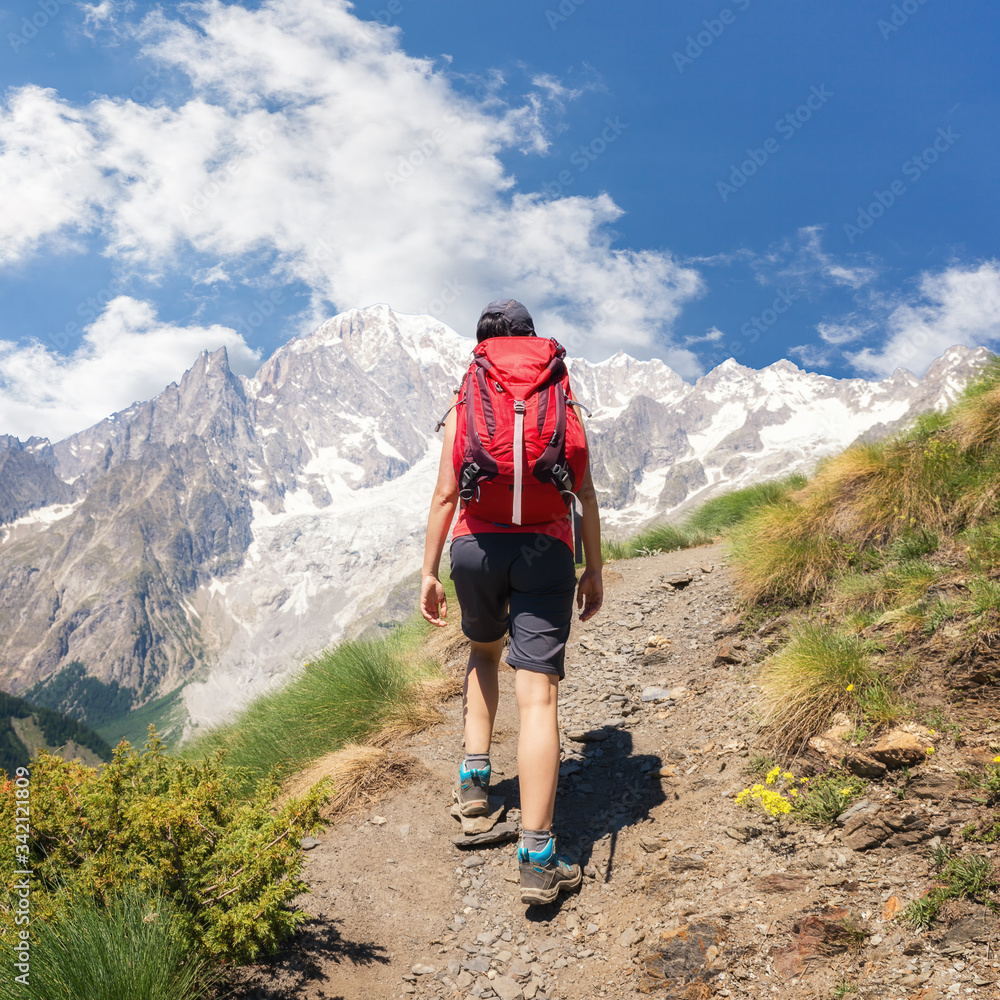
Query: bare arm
xmin=575 ymin=422 xmax=603 ymax=622
xmin=420 ymin=401 xmax=459 ymax=626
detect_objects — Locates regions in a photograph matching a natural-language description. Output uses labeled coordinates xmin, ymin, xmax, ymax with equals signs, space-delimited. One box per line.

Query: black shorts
xmin=449 ymin=533 xmax=576 ymax=679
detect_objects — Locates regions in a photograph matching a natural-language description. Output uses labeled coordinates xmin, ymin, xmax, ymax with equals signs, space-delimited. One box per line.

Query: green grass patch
xmin=601 ymin=523 xmax=711 ymax=562
xmin=96 ymin=686 xmax=187 ymax=751
xmin=792 ymin=771 xmax=868 ymax=826
xmin=0 ymin=889 xmax=222 ymax=1000
xmin=902 ymin=850 xmax=999 ymax=930
xmin=969 ymin=578 xmax=1000 ymax=618
xmin=601 ymin=474 xmax=807 ymax=562
xmin=184 ymin=633 xmax=435 ymax=789
xmin=757 ymin=624 xmax=900 ymax=748
xmin=685 ymin=474 xmax=808 ymax=536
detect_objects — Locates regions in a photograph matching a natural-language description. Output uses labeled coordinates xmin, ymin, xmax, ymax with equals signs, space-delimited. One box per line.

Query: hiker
xmin=420 ymin=299 xmax=604 ymax=906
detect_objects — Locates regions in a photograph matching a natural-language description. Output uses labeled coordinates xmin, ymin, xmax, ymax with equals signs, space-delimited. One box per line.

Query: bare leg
xmin=463 ymin=638 xmax=504 ymax=754
xmin=514 ymin=670 xmax=560 ymax=831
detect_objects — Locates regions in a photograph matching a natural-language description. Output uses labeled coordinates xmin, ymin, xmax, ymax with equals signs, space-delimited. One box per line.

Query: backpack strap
xmin=459 ymin=369 xmax=499 ymax=501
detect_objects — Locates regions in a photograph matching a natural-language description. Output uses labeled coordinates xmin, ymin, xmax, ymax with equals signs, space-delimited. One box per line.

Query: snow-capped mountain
xmin=0 ymin=305 xmax=990 ymax=733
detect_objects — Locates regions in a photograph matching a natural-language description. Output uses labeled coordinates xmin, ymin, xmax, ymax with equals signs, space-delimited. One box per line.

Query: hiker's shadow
xmin=520 ymin=727 xmax=666 ymax=921
xmin=222 ymin=916 xmax=388 ymax=999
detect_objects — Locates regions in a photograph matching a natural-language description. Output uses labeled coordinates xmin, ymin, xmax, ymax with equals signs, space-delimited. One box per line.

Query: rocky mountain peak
xmin=0 ymin=304 xmax=994 ymax=733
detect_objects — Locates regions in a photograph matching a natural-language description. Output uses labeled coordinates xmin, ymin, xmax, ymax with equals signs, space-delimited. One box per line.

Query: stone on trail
xmin=835 ymin=799 xmax=874 ymax=826
xmin=772 ymin=907 xmax=861 ymax=978
xmin=506 ymin=958 xmax=533 ymax=981
xmin=491 ymin=975 xmax=524 ymax=1000
xmin=618 ymin=927 xmax=645 ymax=948
xmin=755 ymin=873 xmax=811 ymax=893
xmin=411 ymin=963 xmax=436 ymax=975
xmin=566 ymin=727 xmax=610 ymax=743
xmin=640 ymin=687 xmax=673 ymax=703
xmin=714 ymin=640 xmax=743 ymax=665
xmin=450 ymin=795 xmax=506 ymax=835
xmin=868 ymin=730 xmax=927 ymax=768
xmin=452 ymin=822 xmax=519 ymax=848
xmin=640 ymin=922 xmax=726 ymax=994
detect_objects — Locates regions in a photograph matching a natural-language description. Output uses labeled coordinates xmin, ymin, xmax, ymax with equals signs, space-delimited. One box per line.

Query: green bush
xmin=0 ymin=730 xmax=327 ymax=964
xmin=0 ymin=889 xmax=221 ymax=1000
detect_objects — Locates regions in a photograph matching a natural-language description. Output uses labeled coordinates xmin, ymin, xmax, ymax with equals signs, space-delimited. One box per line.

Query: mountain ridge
xmin=0 ymin=305 xmax=991 ymax=736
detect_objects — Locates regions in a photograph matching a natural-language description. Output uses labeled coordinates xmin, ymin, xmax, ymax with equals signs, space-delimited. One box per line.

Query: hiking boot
xmin=456 ymin=761 xmax=490 ymax=817
xmin=518 ymin=839 xmax=582 ymax=905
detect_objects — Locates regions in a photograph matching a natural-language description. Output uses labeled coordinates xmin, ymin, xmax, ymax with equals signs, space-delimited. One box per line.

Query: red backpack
xmin=444 ymin=337 xmax=588 ymax=527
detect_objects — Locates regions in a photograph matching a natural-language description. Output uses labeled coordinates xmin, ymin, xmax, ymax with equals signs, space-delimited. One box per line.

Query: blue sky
xmin=0 ymin=0 xmax=998 ymax=440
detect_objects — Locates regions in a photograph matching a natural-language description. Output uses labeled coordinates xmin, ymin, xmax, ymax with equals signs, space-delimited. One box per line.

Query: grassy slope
xmin=724 ymin=358 xmax=1000 ymax=749
xmin=600 ymin=474 xmax=807 ymax=562
xmin=181 ymin=574 xmax=459 ymax=789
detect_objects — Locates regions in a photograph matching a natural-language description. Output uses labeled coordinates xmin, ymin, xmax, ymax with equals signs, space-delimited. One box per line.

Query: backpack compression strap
xmin=459 ymin=368 xmax=499 ymax=501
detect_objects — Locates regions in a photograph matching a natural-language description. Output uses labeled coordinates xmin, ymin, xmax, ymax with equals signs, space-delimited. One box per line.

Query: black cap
xmin=480 ymin=299 xmax=535 ymax=337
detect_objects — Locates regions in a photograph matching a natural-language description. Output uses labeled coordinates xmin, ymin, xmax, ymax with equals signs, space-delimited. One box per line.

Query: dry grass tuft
xmin=756 ymin=624 xmax=898 ymax=749
xmin=368 ymin=672 xmax=463 ymax=746
xmin=950 ymin=358 xmax=1000 ymax=452
xmin=729 ymin=500 xmax=845 ymax=603
xmin=282 ymin=743 xmax=422 ymax=818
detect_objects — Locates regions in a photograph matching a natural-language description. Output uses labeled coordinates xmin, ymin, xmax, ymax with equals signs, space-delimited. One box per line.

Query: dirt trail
xmin=232 ymin=544 xmax=1000 ymax=1000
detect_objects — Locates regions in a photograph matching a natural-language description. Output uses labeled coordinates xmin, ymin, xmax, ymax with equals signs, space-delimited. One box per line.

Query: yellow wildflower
xmin=783 ymin=772 xmax=794 ymax=783
xmin=846 ymin=683 xmax=854 ymax=692
xmin=800 ymin=777 xmax=809 ymax=783
xmin=765 ymin=766 xmax=781 ymax=785
xmin=926 ymin=747 xmax=935 ymax=755
xmin=840 ymin=788 xmax=851 ymax=795
xmin=992 ymin=755 xmax=1000 ymax=763
xmin=790 ymin=788 xmax=798 ymax=798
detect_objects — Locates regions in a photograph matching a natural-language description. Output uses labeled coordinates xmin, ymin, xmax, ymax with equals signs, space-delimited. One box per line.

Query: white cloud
xmin=684 ymin=325 xmax=725 ymax=345
xmin=817 ymin=318 xmax=872 ymax=345
xmin=789 ymin=343 xmax=833 ymax=369
xmin=0 ymin=297 xmax=260 ymax=442
xmin=0 ymin=86 xmax=112 ymax=264
xmin=746 ymin=226 xmax=878 ymax=292
xmin=0 ymin=0 xmax=703 ymax=383
xmin=849 ymin=262 xmax=1000 ymax=377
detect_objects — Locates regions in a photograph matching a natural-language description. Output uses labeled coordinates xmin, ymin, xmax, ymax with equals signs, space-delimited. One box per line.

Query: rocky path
xmin=232 ymin=544 xmax=1000 ymax=1000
